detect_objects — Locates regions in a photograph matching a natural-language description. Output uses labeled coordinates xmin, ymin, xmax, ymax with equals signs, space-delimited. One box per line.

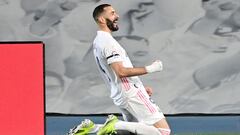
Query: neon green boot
xmin=68 ymin=119 xmax=96 ymax=135
xmin=97 ymin=115 xmax=118 ymax=135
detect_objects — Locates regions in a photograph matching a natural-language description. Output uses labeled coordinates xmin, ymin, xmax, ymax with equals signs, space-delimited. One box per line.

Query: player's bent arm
xmin=110 ymin=62 xmax=147 ymax=78
xmin=110 ymin=60 xmax=163 ymax=78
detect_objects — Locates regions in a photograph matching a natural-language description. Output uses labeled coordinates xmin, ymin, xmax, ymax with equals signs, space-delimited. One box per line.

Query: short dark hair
xmin=92 ymin=4 xmax=111 ymax=22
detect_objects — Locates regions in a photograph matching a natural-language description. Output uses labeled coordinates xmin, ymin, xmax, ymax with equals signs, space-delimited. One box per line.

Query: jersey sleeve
xmin=103 ymin=44 xmax=123 ymax=64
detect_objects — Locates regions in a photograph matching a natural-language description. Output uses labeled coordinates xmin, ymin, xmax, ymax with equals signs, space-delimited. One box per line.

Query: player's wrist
xmin=145 ymin=60 xmax=163 ymax=73
xmin=145 ymin=65 xmax=154 ymax=73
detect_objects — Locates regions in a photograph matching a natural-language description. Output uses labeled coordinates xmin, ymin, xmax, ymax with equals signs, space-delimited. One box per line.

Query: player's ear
xmin=98 ymin=16 xmax=106 ymax=24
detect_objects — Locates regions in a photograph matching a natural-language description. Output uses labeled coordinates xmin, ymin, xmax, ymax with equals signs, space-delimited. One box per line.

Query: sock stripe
xmin=158 ymin=128 xmax=171 ymax=135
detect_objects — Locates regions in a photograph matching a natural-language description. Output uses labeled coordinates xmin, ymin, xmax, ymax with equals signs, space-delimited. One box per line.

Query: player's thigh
xmin=127 ymin=93 xmax=165 ymax=125
xmin=120 ymin=108 xmax=138 ymax=122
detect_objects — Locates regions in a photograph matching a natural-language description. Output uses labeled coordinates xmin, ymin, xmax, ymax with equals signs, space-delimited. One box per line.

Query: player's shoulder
xmin=95 ymin=37 xmax=118 ymax=49
xmin=95 ymin=33 xmax=113 ymax=43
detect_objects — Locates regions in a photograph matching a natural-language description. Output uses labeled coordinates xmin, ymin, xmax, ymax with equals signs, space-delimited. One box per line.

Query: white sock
xmin=115 ymin=121 xmax=162 ymax=135
xmin=158 ymin=128 xmax=171 ymax=135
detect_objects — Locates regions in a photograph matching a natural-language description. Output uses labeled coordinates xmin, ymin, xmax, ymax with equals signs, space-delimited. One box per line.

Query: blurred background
xmin=1 ymin=0 xmax=240 ymax=115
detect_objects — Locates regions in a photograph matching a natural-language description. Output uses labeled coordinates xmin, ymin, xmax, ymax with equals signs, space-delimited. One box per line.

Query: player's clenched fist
xmin=145 ymin=60 xmax=163 ymax=73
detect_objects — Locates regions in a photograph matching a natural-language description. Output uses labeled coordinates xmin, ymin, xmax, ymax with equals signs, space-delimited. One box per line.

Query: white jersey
xmin=93 ymin=31 xmax=144 ymax=107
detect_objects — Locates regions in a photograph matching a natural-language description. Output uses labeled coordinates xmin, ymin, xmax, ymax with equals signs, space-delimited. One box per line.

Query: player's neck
xmin=99 ymin=26 xmax=112 ymax=34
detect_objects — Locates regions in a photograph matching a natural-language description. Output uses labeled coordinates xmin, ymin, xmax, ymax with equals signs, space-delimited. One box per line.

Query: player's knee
xmin=158 ymin=128 xmax=171 ymax=135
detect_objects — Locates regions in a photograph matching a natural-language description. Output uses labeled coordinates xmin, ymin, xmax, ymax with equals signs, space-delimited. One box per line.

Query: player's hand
xmin=145 ymin=60 xmax=163 ymax=73
xmin=145 ymin=86 xmax=153 ymax=96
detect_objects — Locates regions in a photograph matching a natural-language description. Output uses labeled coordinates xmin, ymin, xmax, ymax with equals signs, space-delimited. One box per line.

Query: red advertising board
xmin=0 ymin=42 xmax=45 ymax=135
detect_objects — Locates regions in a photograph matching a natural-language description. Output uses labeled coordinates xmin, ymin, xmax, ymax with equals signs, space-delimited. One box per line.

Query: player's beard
xmin=106 ymin=18 xmax=119 ymax=31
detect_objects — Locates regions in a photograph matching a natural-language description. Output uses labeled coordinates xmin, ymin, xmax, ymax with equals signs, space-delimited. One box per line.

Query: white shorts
xmin=120 ymin=88 xmax=165 ymax=125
